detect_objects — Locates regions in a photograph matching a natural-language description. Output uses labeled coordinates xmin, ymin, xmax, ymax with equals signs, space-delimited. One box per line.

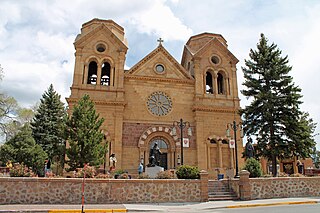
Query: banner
xmin=229 ymin=139 xmax=235 ymax=148
xmin=183 ymin=138 xmax=189 ymax=147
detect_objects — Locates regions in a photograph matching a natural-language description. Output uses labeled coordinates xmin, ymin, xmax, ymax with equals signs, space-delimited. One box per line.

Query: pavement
xmin=0 ymin=197 xmax=319 ymax=212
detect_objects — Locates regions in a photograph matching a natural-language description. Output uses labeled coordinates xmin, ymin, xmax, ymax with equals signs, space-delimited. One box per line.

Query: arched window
xmin=217 ymin=72 xmax=224 ymax=94
xmin=206 ymin=72 xmax=213 ymax=94
xmin=101 ymin=62 xmax=111 ymax=85
xmin=87 ymin=61 xmax=97 ymax=84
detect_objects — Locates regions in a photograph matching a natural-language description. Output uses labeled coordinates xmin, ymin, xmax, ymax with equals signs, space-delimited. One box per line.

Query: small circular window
xmin=155 ymin=64 xmax=165 ymax=73
xmin=211 ymin=56 xmax=220 ymax=65
xmin=96 ymin=43 xmax=106 ymax=53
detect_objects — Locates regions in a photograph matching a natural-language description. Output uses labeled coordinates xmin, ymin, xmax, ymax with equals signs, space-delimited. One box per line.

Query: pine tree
xmin=30 ymin=84 xmax=66 ymax=169
xmin=0 ymin=124 xmax=47 ymax=176
xmin=66 ymin=94 xmax=105 ymax=170
xmin=241 ymin=34 xmax=316 ymax=177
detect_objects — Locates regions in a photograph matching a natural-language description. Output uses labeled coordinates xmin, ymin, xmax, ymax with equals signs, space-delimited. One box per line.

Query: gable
xmin=194 ymin=38 xmax=238 ymax=64
xmin=74 ymin=24 xmax=128 ymax=51
xmin=127 ymin=45 xmax=193 ymax=81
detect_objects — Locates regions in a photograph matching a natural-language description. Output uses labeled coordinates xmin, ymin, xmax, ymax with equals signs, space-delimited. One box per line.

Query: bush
xmin=75 ymin=165 xmax=97 ymax=178
xmin=290 ymin=173 xmax=304 ymax=177
xmin=176 ymin=165 xmax=200 ymax=179
xmin=278 ymin=172 xmax=289 ymax=177
xmin=95 ymin=173 xmax=113 ymax=179
xmin=156 ymin=170 xmax=176 ymax=179
xmin=10 ymin=163 xmax=35 ymax=177
xmin=137 ymin=173 xmax=150 ymax=179
xmin=242 ymin=158 xmax=262 ymax=178
xmin=118 ymin=172 xmax=131 ymax=179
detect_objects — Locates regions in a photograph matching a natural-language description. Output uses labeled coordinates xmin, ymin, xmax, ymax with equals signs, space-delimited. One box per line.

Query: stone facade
xmin=0 ymin=177 xmax=203 ymax=204
xmin=67 ymin=18 xmax=243 ymax=178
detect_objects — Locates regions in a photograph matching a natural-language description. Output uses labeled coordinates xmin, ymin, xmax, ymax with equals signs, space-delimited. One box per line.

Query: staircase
xmin=208 ymin=180 xmax=238 ymax=201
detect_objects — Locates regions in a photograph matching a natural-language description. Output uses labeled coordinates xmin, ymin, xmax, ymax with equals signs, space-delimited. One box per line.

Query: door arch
xmin=138 ymin=126 xmax=180 ymax=170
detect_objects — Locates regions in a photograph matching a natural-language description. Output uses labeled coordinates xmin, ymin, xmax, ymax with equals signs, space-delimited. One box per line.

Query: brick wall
xmin=0 ymin=177 xmax=202 ymax=204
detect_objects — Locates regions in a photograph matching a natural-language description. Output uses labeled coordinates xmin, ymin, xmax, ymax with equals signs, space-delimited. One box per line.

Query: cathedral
xmin=67 ymin=18 xmax=243 ymax=177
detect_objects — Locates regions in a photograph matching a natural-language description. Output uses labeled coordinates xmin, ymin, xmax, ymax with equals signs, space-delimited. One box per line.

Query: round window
xmin=147 ymin=91 xmax=172 ymax=116
xmin=211 ymin=56 xmax=220 ymax=65
xmin=155 ymin=64 xmax=165 ymax=73
xmin=96 ymin=43 xmax=106 ymax=53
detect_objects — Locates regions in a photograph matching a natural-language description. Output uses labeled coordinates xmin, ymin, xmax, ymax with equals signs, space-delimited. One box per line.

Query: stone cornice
xmin=193 ymin=105 xmax=239 ymax=113
xmin=125 ymin=75 xmax=194 ymax=85
xmin=66 ymin=97 xmax=126 ymax=106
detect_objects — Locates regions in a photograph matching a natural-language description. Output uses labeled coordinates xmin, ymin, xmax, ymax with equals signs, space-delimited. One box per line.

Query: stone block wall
xmin=0 ymin=177 xmax=201 ymax=204
xmin=250 ymin=177 xmax=320 ymax=199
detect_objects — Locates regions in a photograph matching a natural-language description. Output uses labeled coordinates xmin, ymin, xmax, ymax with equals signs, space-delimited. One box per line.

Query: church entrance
xmin=150 ymin=137 xmax=168 ymax=170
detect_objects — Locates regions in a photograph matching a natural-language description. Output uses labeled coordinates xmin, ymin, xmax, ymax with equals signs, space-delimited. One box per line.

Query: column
xmin=97 ymin=62 xmax=102 ymax=85
xmin=200 ymin=170 xmax=209 ymax=202
xmin=217 ymin=140 xmax=222 ymax=168
xmin=239 ymin=170 xmax=251 ymax=200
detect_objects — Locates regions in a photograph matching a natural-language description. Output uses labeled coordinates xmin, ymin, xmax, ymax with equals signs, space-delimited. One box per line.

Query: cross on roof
xmin=157 ymin=38 xmax=164 ymax=46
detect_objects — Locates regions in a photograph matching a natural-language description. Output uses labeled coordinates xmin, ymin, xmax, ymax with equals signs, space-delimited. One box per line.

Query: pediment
xmin=127 ymin=45 xmax=193 ymax=81
xmin=74 ymin=24 xmax=128 ymax=51
xmin=194 ymin=38 xmax=238 ymax=64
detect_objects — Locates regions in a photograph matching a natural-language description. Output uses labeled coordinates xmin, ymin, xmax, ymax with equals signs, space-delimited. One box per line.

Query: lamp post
xmin=226 ymin=121 xmax=243 ymax=178
xmin=172 ymin=118 xmax=192 ymax=165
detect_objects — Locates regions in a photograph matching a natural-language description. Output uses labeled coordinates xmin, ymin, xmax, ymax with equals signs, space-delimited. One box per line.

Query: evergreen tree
xmin=0 ymin=124 xmax=47 ymax=176
xmin=30 ymin=84 xmax=66 ymax=170
xmin=66 ymin=94 xmax=105 ymax=170
xmin=241 ymin=34 xmax=316 ymax=176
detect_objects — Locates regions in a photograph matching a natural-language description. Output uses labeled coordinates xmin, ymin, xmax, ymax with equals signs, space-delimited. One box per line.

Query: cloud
xmin=0 ymin=0 xmax=319 ymax=148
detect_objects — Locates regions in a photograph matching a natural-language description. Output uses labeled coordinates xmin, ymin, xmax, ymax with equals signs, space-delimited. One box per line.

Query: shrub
xmin=75 ymin=165 xmax=97 ymax=178
xmin=242 ymin=158 xmax=262 ymax=178
xmin=9 ymin=163 xmax=35 ymax=177
xmin=95 ymin=173 xmax=113 ymax=179
xmin=118 ymin=172 xmax=131 ymax=179
xmin=290 ymin=173 xmax=305 ymax=177
xmin=176 ymin=165 xmax=200 ymax=179
xmin=156 ymin=170 xmax=175 ymax=179
xmin=278 ymin=172 xmax=289 ymax=177
xmin=137 ymin=173 xmax=150 ymax=179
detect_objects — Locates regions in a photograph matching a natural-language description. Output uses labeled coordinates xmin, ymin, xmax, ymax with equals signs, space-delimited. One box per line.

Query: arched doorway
xmin=149 ymin=137 xmax=169 ymax=170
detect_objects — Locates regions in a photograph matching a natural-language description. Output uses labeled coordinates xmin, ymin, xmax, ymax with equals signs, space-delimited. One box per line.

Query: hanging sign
xmin=229 ymin=139 xmax=235 ymax=148
xmin=183 ymin=138 xmax=189 ymax=147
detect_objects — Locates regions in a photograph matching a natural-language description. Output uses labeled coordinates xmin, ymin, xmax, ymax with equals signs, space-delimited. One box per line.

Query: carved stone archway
xmin=138 ymin=126 xmax=180 ymax=169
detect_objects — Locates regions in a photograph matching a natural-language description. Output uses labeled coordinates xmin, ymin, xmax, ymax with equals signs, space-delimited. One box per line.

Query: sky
xmin=0 ymin=0 xmax=319 ymax=149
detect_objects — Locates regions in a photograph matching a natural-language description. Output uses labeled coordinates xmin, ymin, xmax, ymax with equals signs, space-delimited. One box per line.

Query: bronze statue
xmin=148 ymin=142 xmax=162 ymax=167
xmin=244 ymin=137 xmax=255 ymax=158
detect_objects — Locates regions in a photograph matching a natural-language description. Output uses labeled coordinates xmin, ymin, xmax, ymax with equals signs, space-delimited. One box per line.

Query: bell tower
xmin=69 ymin=18 xmax=128 ymax=102
xmin=67 ymin=19 xmax=129 ymax=168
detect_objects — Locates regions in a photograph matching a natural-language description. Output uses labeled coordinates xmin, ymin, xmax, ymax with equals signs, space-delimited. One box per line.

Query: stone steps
xmin=208 ymin=180 xmax=238 ymax=201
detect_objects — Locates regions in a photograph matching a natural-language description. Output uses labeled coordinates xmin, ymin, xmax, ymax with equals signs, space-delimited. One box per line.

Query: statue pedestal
xmin=145 ymin=166 xmax=164 ymax=178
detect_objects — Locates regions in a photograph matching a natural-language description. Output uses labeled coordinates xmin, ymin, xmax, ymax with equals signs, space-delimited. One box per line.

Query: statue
xmin=148 ymin=142 xmax=162 ymax=167
xmin=244 ymin=137 xmax=255 ymax=159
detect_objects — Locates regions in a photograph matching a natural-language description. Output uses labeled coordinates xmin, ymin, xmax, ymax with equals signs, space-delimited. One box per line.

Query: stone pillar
xmin=239 ymin=170 xmax=251 ymax=200
xmin=200 ymin=170 xmax=208 ymax=202
xmin=97 ymin=62 xmax=102 ymax=85
xmin=217 ymin=140 xmax=222 ymax=168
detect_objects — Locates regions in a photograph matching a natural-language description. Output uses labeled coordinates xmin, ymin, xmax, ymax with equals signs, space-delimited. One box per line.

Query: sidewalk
xmin=0 ymin=197 xmax=319 ymax=212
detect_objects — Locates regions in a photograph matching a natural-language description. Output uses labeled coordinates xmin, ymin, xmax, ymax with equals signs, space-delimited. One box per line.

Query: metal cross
xmin=157 ymin=38 xmax=164 ymax=46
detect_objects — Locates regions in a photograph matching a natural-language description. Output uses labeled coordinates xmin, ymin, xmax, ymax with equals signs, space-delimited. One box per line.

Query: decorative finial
xmin=157 ymin=38 xmax=164 ymax=46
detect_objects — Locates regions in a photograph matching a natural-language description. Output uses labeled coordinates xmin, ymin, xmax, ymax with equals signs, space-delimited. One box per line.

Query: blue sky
xmin=0 ymin=0 xmax=319 ymax=149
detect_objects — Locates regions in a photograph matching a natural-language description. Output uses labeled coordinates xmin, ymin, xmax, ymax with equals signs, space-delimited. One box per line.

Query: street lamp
xmin=226 ymin=121 xmax=243 ymax=178
xmin=172 ymin=118 xmax=192 ymax=165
